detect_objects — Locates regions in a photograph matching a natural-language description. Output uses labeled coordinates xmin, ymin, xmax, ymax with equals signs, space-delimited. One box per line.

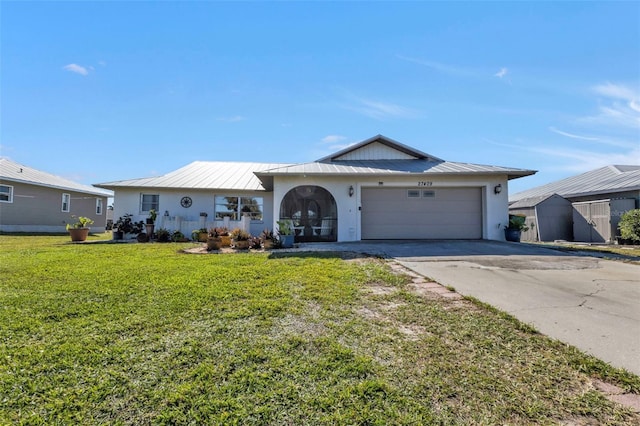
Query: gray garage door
xmin=361 ymin=187 xmax=482 ymax=239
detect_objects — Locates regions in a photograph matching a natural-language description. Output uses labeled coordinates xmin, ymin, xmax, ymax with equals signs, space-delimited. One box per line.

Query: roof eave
xmin=3 ymin=177 xmax=113 ymax=197
xmin=562 ymin=186 xmax=640 ymax=199
xmin=256 ymin=169 xmax=537 ymax=178
xmin=507 ymin=170 xmax=537 ymax=180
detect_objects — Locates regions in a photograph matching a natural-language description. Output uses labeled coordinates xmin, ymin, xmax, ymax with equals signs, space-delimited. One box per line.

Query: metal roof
xmin=510 ymin=165 xmax=640 ymax=202
xmin=0 ymin=158 xmax=113 ymax=197
xmin=95 ymin=161 xmax=291 ymax=191
xmin=94 ymin=135 xmax=536 ymax=192
xmin=257 ymin=159 xmax=535 ymax=179
xmin=509 ymin=193 xmax=567 ymax=209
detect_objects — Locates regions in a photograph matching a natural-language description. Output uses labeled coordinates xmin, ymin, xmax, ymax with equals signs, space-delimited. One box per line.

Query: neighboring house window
xmin=140 ymin=194 xmax=159 ymax=213
xmin=96 ymin=199 xmax=103 ymax=215
xmin=61 ymin=193 xmax=70 ymax=212
xmin=0 ymin=185 xmax=13 ymax=203
xmin=214 ymin=195 xmax=263 ymax=221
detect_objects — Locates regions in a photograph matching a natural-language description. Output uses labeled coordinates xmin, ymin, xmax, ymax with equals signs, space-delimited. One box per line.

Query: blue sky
xmin=2 ymin=1 xmax=639 ymax=195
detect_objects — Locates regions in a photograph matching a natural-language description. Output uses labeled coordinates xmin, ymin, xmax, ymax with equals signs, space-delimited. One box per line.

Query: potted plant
xmin=145 ymin=209 xmax=157 ymax=238
xmin=215 ymin=227 xmax=231 ymax=247
xmin=113 ymin=214 xmax=144 ymax=240
xmin=191 ymin=228 xmax=208 ymax=242
xmin=206 ymin=227 xmax=222 ymax=251
xmin=249 ymin=236 xmax=263 ymax=250
xmin=504 ymin=214 xmax=529 ymax=242
xmin=230 ymin=227 xmax=251 ymax=250
xmin=277 ymin=219 xmax=295 ymax=248
xmin=260 ymin=228 xmax=275 ymax=249
xmin=66 ymin=216 xmax=94 ymax=242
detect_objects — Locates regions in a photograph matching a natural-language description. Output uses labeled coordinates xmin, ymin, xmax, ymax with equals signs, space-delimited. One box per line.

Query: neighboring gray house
xmin=508 ymin=194 xmax=573 ymax=242
xmin=0 ymin=158 xmax=113 ymax=233
xmin=510 ymin=165 xmax=640 ymax=243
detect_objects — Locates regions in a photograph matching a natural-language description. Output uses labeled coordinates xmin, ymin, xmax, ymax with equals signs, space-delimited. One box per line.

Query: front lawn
xmin=1 ymin=235 xmax=638 ymax=424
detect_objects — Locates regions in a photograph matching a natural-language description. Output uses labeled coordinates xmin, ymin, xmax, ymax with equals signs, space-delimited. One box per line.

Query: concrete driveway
xmin=303 ymin=240 xmax=640 ymax=375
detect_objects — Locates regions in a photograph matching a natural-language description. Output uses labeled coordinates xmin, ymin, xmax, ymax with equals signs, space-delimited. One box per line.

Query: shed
xmin=509 ymin=194 xmax=573 ymax=242
xmin=572 ymin=198 xmax=637 ymax=243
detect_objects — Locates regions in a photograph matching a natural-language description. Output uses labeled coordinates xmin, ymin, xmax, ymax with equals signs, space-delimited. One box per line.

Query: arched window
xmin=279 ymin=186 xmax=337 ymax=242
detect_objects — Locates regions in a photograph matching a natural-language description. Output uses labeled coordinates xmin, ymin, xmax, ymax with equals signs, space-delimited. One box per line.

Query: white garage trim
xmin=361 ymin=187 xmax=483 ymax=239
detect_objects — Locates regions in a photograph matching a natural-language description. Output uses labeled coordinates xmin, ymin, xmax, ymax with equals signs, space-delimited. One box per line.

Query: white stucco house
xmin=95 ymin=135 xmax=535 ymax=242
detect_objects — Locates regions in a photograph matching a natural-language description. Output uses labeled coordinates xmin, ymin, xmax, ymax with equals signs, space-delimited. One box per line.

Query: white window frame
xmin=214 ymin=195 xmax=264 ymax=222
xmin=140 ymin=194 xmax=159 ymax=213
xmin=0 ymin=184 xmax=13 ymax=203
xmin=96 ymin=198 xmax=103 ymax=215
xmin=61 ymin=193 xmax=70 ymax=212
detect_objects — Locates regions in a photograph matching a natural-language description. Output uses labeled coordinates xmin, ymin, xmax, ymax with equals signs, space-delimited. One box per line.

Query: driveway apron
xmin=388 ymin=241 xmax=640 ymax=376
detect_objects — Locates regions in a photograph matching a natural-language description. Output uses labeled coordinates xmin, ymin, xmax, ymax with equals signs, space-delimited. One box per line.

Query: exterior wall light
xmin=494 ymin=184 xmax=502 ymax=194
xmin=348 ymin=185 xmax=354 ymax=197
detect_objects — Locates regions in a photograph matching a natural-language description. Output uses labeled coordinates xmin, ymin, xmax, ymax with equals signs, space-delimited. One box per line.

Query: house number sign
xmin=418 ymin=181 xmax=433 ymax=187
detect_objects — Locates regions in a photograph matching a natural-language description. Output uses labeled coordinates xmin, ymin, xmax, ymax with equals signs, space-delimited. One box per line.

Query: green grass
xmin=536 ymin=242 xmax=640 ymax=260
xmin=1 ymin=235 xmax=639 ymax=425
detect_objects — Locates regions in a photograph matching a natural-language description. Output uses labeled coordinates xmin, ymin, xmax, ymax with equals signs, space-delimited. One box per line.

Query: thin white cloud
xmin=216 ymin=115 xmax=246 ymax=122
xmin=548 ymin=127 xmax=599 ymax=141
xmin=484 ymin=137 xmax=639 ymax=174
xmin=63 ymin=63 xmax=89 ymax=76
xmin=396 ymin=54 xmax=474 ymax=77
xmin=495 ymin=67 xmax=508 ymax=78
xmin=582 ymin=82 xmax=640 ymax=129
xmin=593 ymin=82 xmax=638 ymax=101
xmin=529 ymin=145 xmax=640 ymax=172
xmin=321 ymin=135 xmax=347 ymax=144
xmin=341 ymin=95 xmax=419 ymax=120
xmin=549 ymin=127 xmax=635 ymax=149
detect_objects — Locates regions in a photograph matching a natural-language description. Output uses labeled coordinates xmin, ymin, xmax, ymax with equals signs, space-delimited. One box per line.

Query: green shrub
xmin=155 ymin=227 xmax=171 ymax=242
xmin=618 ymin=209 xmax=640 ymax=242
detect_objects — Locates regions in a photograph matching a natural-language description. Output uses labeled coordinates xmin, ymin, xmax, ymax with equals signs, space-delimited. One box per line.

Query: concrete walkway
xmin=299 ymin=240 xmax=640 ymax=375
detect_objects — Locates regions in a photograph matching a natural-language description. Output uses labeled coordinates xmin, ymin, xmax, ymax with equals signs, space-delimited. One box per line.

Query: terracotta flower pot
xmin=68 ymin=228 xmax=90 ymax=242
xmin=207 ymin=237 xmax=221 ymax=251
xmin=232 ymin=239 xmax=250 ymax=250
xmin=220 ymin=235 xmax=231 ymax=247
